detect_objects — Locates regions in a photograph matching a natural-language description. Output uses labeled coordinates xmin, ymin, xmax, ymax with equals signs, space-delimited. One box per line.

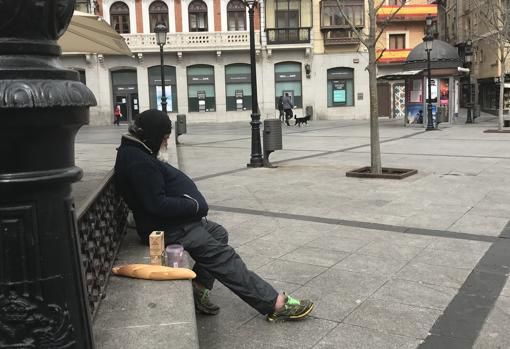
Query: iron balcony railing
xmin=266 ymin=27 xmax=311 ymax=44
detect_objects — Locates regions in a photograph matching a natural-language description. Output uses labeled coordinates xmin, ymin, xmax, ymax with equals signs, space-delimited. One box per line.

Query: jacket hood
xmin=129 ymin=109 xmax=172 ymax=155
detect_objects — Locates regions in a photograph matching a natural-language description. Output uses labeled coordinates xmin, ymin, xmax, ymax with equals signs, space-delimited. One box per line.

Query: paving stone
xmin=473 ymin=296 xmax=510 ymax=349
xmin=256 ymin=259 xmax=328 ymax=285
xmin=413 ymin=247 xmax=484 ymax=270
xmin=427 ymin=237 xmax=492 ymax=254
xmin=344 ymin=299 xmax=442 ymax=338
xmin=356 ymin=240 xmax=424 ymax=261
xmin=313 ymin=323 xmax=421 ymax=349
xmin=332 ymin=253 xmax=408 ymax=276
xmin=235 ymin=238 xmax=301 ymax=258
xmin=448 ymin=214 xmax=509 ymax=236
xmin=396 ymin=262 xmax=472 ymax=289
xmin=292 ymin=286 xmax=364 ymax=322
xmin=279 ymin=246 xmax=349 ymax=267
xmin=371 ymin=278 xmax=457 ymax=310
xmin=307 ymin=235 xmax=370 ymax=253
xmin=304 ymin=268 xmax=388 ymax=299
xmin=236 ymin=250 xmax=275 ymax=271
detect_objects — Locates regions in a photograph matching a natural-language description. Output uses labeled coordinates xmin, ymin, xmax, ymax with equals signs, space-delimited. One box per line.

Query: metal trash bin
xmin=263 ymin=119 xmax=282 ymax=167
xmin=175 ymin=114 xmax=186 ymax=143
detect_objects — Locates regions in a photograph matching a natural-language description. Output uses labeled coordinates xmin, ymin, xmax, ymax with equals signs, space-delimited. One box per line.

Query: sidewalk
xmin=75 ymin=110 xmax=510 ymax=348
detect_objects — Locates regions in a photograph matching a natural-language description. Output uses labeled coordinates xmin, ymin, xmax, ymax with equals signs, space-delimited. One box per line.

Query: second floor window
xmin=189 ymin=0 xmax=208 ymax=32
xmin=149 ymin=1 xmax=169 ymax=32
xmin=389 ymin=34 xmax=405 ymax=49
xmin=110 ymin=2 xmax=130 ymax=33
xmin=227 ymin=0 xmax=246 ymax=31
xmin=275 ymin=0 xmax=300 ymax=28
xmin=321 ymin=0 xmax=364 ymax=27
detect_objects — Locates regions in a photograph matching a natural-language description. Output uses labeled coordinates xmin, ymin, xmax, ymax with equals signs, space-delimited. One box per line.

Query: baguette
xmin=112 ymin=264 xmax=196 ymax=280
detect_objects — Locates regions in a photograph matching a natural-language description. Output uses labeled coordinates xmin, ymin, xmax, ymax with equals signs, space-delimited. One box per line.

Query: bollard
xmin=0 ymin=1 xmax=96 ymax=347
xmin=175 ymin=114 xmax=187 ymax=144
xmin=263 ymin=119 xmax=283 ymax=167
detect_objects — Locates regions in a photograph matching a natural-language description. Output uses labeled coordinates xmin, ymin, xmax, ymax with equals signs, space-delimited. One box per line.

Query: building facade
xmin=442 ymin=0 xmax=510 ymax=114
xmin=376 ymin=0 xmax=438 ymax=119
xmin=62 ymin=0 xmax=370 ymax=125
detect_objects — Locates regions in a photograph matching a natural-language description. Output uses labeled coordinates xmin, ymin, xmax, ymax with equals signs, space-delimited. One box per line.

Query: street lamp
xmin=423 ymin=16 xmax=435 ymax=131
xmin=465 ymin=39 xmax=474 ymax=124
xmin=244 ymin=0 xmax=263 ymax=168
xmin=155 ymin=23 xmax=168 ymax=113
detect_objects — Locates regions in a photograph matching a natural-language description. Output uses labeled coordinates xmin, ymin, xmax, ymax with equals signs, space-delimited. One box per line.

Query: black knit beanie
xmin=129 ymin=109 xmax=172 ymax=155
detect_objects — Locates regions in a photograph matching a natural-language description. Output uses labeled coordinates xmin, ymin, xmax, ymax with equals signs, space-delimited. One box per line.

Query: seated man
xmin=114 ymin=109 xmax=314 ymax=322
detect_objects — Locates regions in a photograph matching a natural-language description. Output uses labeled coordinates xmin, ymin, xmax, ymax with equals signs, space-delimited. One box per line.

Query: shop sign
xmin=328 ymin=70 xmax=353 ymax=80
xmin=225 ymin=74 xmax=251 ymax=83
xmin=275 ymin=72 xmax=301 ymax=82
xmin=153 ymin=76 xmax=176 ymax=85
xmin=188 ymin=75 xmax=215 ymax=84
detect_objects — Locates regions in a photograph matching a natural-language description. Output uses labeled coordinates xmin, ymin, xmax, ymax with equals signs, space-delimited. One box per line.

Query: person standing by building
xmin=282 ymin=93 xmax=294 ymax=126
xmin=114 ymin=105 xmax=122 ymax=126
xmin=277 ymin=95 xmax=284 ymax=122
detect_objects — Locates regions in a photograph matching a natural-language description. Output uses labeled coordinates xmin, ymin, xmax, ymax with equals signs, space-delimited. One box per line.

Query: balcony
xmin=266 ymin=27 xmax=311 ymax=45
xmin=123 ymin=31 xmax=261 ymax=53
xmin=377 ymin=4 xmax=437 ymax=22
xmin=377 ymin=48 xmax=412 ymax=64
xmin=322 ymin=28 xmax=361 ymax=46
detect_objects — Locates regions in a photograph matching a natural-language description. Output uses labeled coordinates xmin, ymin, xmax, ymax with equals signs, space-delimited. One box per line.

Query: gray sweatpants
xmin=164 ymin=219 xmax=279 ymax=315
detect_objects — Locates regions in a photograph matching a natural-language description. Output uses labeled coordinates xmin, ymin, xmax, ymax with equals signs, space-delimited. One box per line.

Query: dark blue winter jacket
xmin=114 ymin=134 xmax=208 ymax=243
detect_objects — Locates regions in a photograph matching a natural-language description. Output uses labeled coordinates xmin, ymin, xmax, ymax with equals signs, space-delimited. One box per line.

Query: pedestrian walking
xmin=282 ymin=93 xmax=294 ymax=126
xmin=277 ymin=95 xmax=284 ymax=122
xmin=114 ymin=105 xmax=122 ymax=126
xmin=114 ymin=109 xmax=315 ymax=322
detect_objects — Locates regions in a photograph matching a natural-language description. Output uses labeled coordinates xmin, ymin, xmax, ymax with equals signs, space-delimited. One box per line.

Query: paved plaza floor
xmin=75 ymin=111 xmax=510 ymax=348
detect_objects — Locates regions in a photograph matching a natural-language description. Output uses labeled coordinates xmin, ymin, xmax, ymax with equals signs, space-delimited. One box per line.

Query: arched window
xmin=188 ymin=0 xmax=208 ymax=32
xmin=149 ymin=1 xmax=169 ymax=32
xmin=227 ymin=0 xmax=246 ymax=31
xmin=110 ymin=2 xmax=130 ymax=33
xmin=327 ymin=67 xmax=354 ymax=107
xmin=274 ymin=62 xmax=302 ymax=108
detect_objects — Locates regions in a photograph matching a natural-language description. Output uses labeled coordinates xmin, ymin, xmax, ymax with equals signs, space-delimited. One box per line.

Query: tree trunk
xmin=368 ymin=47 xmax=382 ymax=174
xmin=367 ymin=0 xmax=382 ymax=174
xmin=499 ymin=47 xmax=505 ymax=131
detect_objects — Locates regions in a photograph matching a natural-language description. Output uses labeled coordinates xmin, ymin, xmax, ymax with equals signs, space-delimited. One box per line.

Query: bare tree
xmin=476 ymin=0 xmax=510 ymax=130
xmin=334 ymin=0 xmax=408 ymax=174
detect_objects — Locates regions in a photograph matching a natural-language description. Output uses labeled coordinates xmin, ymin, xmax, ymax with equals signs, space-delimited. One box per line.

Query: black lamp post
xmin=245 ymin=0 xmax=263 ymax=168
xmin=424 ymin=16 xmax=435 ymax=131
xmin=155 ymin=23 xmax=168 ymax=113
xmin=0 ymin=0 xmax=96 ymax=347
xmin=465 ymin=39 xmax=474 ymax=124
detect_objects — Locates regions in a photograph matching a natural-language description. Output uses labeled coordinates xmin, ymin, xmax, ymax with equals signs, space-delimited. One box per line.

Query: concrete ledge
xmin=93 ymin=229 xmax=199 ymax=349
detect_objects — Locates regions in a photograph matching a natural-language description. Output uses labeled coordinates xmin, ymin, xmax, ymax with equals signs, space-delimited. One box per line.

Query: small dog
xmin=294 ymin=114 xmax=311 ymax=127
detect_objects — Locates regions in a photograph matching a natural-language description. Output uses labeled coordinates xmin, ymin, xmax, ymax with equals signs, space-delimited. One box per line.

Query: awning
xmin=377 ymin=69 xmax=423 ymax=80
xmin=58 ymin=11 xmax=132 ymax=56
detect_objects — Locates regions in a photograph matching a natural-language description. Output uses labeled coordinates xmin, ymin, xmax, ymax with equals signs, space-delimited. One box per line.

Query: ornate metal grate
xmin=76 ymin=170 xmax=128 ymax=318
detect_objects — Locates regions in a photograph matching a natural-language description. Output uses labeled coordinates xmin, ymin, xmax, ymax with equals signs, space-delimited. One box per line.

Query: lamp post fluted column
xmin=155 ymin=23 xmax=168 ymax=113
xmin=465 ymin=40 xmax=474 ymax=124
xmin=245 ymin=0 xmax=263 ymax=168
xmin=424 ymin=16 xmax=435 ymax=131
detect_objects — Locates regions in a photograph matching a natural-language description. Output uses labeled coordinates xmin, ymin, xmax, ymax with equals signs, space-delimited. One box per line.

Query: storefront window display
xmin=327 ymin=67 xmax=354 ymax=107
xmin=187 ymin=65 xmax=215 ymax=112
xmin=148 ymin=65 xmax=177 ymax=112
xmin=274 ymin=62 xmax=302 ymax=108
xmin=225 ymin=64 xmax=252 ymax=111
